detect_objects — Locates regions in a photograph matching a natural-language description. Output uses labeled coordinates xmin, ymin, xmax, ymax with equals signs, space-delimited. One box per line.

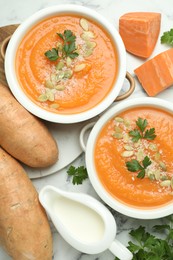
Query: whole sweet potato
xmin=0 ymin=147 xmax=53 ymax=260
xmin=0 ymin=83 xmax=58 ymax=167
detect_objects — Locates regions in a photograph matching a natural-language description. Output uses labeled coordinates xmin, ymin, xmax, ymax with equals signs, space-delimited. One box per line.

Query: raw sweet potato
xmin=119 ymin=12 xmax=161 ymax=58
xmin=0 ymin=83 xmax=58 ymax=167
xmin=0 ymin=147 xmax=53 ymax=259
xmin=135 ymin=48 xmax=173 ymax=96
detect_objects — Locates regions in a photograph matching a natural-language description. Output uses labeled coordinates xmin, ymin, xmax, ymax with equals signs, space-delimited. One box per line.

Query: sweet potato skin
xmin=0 ymin=83 xmax=58 ymax=167
xmin=0 ymin=147 xmax=53 ymax=260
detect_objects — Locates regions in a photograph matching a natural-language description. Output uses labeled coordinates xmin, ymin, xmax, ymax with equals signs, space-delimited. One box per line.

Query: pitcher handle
xmin=109 ymin=239 xmax=133 ymax=260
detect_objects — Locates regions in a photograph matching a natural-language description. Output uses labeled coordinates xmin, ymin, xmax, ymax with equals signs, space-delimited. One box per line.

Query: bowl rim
xmin=85 ymin=97 xmax=173 ymax=219
xmin=4 ymin=4 xmax=126 ymax=124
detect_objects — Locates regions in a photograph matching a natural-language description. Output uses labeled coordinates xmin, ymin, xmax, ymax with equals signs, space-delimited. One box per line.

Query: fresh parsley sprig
xmin=129 ymin=118 xmax=156 ymax=142
xmin=126 ymin=156 xmax=152 ymax=179
xmin=57 ymin=30 xmax=79 ymax=59
xmin=44 ymin=30 xmax=79 ymax=61
xmin=115 ymin=215 xmax=173 ymax=260
xmin=161 ymin=28 xmax=173 ymax=47
xmin=67 ymin=165 xmax=88 ymax=185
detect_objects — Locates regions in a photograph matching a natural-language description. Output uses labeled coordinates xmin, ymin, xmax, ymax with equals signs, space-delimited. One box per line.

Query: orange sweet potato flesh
xmin=135 ymin=48 xmax=173 ymax=96
xmin=119 ymin=12 xmax=161 ymax=58
xmin=0 ymin=147 xmax=53 ymax=260
xmin=0 ymin=83 xmax=58 ymax=168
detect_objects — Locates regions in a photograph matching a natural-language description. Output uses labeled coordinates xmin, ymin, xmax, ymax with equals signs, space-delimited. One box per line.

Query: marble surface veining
xmin=0 ymin=0 xmax=173 ymax=259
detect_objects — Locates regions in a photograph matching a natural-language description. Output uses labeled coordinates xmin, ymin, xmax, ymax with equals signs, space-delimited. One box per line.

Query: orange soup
xmin=94 ymin=107 xmax=173 ymax=209
xmin=15 ymin=15 xmax=118 ymax=114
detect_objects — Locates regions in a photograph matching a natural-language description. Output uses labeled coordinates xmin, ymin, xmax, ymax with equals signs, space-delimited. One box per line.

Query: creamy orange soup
xmin=16 ymin=15 xmax=118 ymax=114
xmin=94 ymin=107 xmax=173 ymax=208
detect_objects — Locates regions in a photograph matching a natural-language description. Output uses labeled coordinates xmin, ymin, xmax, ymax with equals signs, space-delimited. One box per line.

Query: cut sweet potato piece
xmin=134 ymin=48 xmax=173 ymax=96
xmin=119 ymin=12 xmax=161 ymax=58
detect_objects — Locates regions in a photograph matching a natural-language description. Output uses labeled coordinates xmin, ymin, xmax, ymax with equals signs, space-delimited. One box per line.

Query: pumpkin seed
xmin=114 ymin=117 xmax=124 ymax=123
xmin=154 ymin=170 xmax=161 ymax=181
xmin=146 ymin=170 xmax=154 ymax=178
xmin=66 ymin=57 xmax=72 ymax=67
xmin=50 ymin=103 xmax=59 ymax=109
xmin=81 ymin=31 xmax=95 ymax=40
xmin=50 ymin=73 xmax=57 ymax=83
xmin=84 ymin=48 xmax=93 ymax=57
xmin=38 ymin=93 xmax=48 ymax=102
xmin=74 ymin=63 xmax=86 ymax=72
xmin=56 ymin=61 xmax=64 ymax=70
xmin=149 ymin=174 xmax=155 ymax=180
xmin=121 ymin=151 xmax=134 ymax=157
xmin=136 ymin=149 xmax=145 ymax=161
xmin=80 ymin=18 xmax=89 ymax=31
xmin=159 ymin=161 xmax=167 ymax=171
xmin=161 ymin=175 xmax=168 ymax=181
xmin=54 ymin=85 xmax=65 ymax=91
xmin=57 ymin=42 xmax=63 ymax=51
xmin=154 ymin=152 xmax=160 ymax=161
xmin=160 ymin=180 xmax=171 ymax=187
xmin=149 ymin=143 xmax=158 ymax=151
xmin=112 ymin=132 xmax=123 ymax=139
xmin=64 ymin=69 xmax=73 ymax=79
xmin=56 ymin=71 xmax=65 ymax=80
xmin=134 ymin=140 xmax=141 ymax=148
xmin=47 ymin=91 xmax=55 ymax=102
xmin=124 ymin=119 xmax=131 ymax=128
xmin=124 ymin=145 xmax=133 ymax=151
xmin=45 ymin=80 xmax=54 ymax=89
xmin=123 ymin=133 xmax=130 ymax=143
xmin=85 ymin=41 xmax=97 ymax=49
xmin=114 ymin=126 xmax=122 ymax=133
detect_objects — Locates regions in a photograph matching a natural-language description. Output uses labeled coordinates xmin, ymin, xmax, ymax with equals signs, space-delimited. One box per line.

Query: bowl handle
xmin=1 ymin=35 xmax=11 ymax=60
xmin=109 ymin=239 xmax=133 ymax=260
xmin=115 ymin=71 xmax=135 ymax=101
xmin=80 ymin=122 xmax=95 ymax=151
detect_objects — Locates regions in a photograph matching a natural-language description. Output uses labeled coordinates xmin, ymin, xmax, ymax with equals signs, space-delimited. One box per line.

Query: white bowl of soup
xmin=82 ymin=97 xmax=173 ymax=219
xmin=4 ymin=4 xmax=130 ymax=123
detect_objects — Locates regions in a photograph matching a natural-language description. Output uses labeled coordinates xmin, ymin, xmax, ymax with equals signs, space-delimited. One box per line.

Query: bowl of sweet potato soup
xmin=83 ymin=97 xmax=173 ymax=219
xmin=4 ymin=5 xmax=132 ymax=123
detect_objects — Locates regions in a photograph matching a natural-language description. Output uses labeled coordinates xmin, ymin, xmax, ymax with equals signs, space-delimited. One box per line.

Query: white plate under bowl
xmin=23 ymin=121 xmax=86 ymax=179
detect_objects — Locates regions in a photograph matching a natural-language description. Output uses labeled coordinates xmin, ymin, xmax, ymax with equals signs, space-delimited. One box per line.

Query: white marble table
xmin=0 ymin=0 xmax=173 ymax=259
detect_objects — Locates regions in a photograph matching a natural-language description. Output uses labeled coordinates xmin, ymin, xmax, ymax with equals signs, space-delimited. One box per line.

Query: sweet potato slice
xmin=0 ymin=83 xmax=58 ymax=168
xmin=0 ymin=147 xmax=53 ymax=259
xmin=119 ymin=12 xmax=161 ymax=58
xmin=134 ymin=48 xmax=173 ymax=96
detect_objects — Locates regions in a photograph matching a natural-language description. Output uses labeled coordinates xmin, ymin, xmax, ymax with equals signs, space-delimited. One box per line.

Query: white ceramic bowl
xmin=84 ymin=97 xmax=173 ymax=219
xmin=5 ymin=4 xmax=127 ymax=124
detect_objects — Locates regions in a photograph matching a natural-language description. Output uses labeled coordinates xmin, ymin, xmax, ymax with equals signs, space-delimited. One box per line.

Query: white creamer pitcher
xmin=39 ymin=185 xmax=132 ymax=260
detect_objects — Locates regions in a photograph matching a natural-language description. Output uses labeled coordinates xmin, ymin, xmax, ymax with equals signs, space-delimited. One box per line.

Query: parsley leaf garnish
xmin=143 ymin=128 xmax=156 ymax=140
xmin=67 ymin=165 xmax=88 ymax=185
xmin=57 ymin=30 xmax=79 ymax=59
xmin=45 ymin=48 xmax=59 ymax=61
xmin=129 ymin=118 xmax=156 ymax=142
xmin=161 ymin=28 xmax=173 ymax=47
xmin=136 ymin=118 xmax=148 ymax=132
xmin=126 ymin=156 xmax=152 ymax=179
xmin=128 ymin=129 xmax=142 ymax=142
